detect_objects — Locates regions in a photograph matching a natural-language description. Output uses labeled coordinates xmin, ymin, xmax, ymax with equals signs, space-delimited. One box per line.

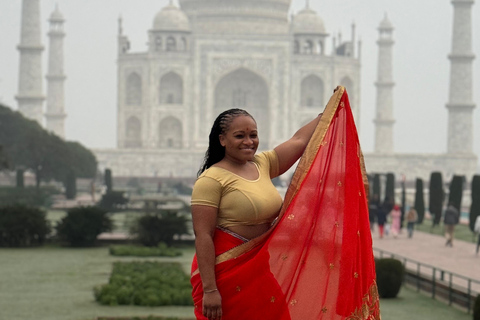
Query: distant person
xmin=443 ymin=203 xmax=460 ymax=247
xmin=406 ymin=206 xmax=418 ymax=238
xmin=390 ymin=204 xmax=402 ymax=238
xmin=474 ymin=215 xmax=480 ymax=255
xmin=377 ymin=206 xmax=387 ymax=239
xmin=369 ymin=194 xmax=380 ymax=231
xmin=382 ymin=199 xmax=393 ymax=236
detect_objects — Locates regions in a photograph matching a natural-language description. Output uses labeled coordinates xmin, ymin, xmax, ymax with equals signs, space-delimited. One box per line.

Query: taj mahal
xmin=15 ymin=0 xmax=477 ymax=180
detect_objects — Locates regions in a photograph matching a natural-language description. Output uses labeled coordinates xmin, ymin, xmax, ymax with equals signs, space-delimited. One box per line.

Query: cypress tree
xmin=373 ymin=174 xmax=381 ymax=201
xmin=429 ymin=172 xmax=444 ymax=227
xmin=415 ymin=178 xmax=425 ymax=224
xmin=16 ymin=169 xmax=24 ymax=188
xmin=447 ymin=175 xmax=464 ymax=212
xmin=469 ymin=175 xmax=480 ymax=232
xmin=65 ymin=171 xmax=76 ymax=200
xmin=401 ymin=177 xmax=406 ymax=229
xmin=385 ymin=173 xmax=395 ymax=205
xmin=105 ymin=168 xmax=112 ymax=194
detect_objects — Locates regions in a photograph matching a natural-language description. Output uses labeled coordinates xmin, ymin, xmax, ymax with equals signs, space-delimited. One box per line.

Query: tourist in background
xmin=406 ymin=206 xmax=418 ymax=238
xmin=474 ymin=215 xmax=480 ymax=255
xmin=390 ymin=204 xmax=402 ymax=238
xmin=443 ymin=203 xmax=460 ymax=247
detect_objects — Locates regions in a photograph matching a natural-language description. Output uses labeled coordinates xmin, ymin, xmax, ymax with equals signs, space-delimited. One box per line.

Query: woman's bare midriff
xmin=227 ymin=223 xmax=271 ymax=240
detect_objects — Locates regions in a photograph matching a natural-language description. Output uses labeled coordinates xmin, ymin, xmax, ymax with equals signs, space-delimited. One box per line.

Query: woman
xmin=390 ymin=204 xmax=402 ymax=238
xmin=191 ymin=87 xmax=380 ymax=320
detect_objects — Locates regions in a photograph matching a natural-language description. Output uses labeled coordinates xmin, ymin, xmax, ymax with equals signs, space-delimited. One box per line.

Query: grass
xmin=415 ymin=218 xmax=477 ymax=243
xmin=0 ymin=244 xmax=475 ymax=320
xmin=380 ymin=285 xmax=472 ymax=320
xmin=0 ymin=245 xmax=195 ymax=320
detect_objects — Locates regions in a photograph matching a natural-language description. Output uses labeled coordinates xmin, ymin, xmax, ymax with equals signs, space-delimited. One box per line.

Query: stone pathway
xmin=371 ymin=227 xmax=480 ymax=294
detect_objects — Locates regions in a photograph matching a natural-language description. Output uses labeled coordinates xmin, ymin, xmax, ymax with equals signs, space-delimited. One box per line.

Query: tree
xmin=65 ymin=170 xmax=77 ymax=200
xmin=372 ymin=174 xmax=381 ymax=200
xmin=400 ymin=176 xmax=406 ymax=229
xmin=105 ymin=168 xmax=112 ymax=194
xmin=415 ymin=178 xmax=425 ymax=224
xmin=16 ymin=169 xmax=24 ymax=188
xmin=385 ymin=173 xmax=395 ymax=205
xmin=0 ymin=104 xmax=97 ymax=189
xmin=447 ymin=175 xmax=464 ymax=212
xmin=469 ymin=175 xmax=480 ymax=232
xmin=429 ymin=172 xmax=444 ymax=227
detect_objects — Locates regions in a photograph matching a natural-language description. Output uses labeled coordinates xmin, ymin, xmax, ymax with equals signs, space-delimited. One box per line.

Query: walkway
xmin=371 ymin=228 xmax=480 ymax=293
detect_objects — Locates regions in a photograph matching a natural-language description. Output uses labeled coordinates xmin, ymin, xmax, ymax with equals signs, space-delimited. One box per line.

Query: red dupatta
xmin=191 ymin=87 xmax=380 ymax=320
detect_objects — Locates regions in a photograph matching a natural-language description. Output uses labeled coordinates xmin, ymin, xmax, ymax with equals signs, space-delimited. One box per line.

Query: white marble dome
xmin=153 ymin=3 xmax=190 ymax=32
xmin=292 ymin=8 xmax=326 ymax=34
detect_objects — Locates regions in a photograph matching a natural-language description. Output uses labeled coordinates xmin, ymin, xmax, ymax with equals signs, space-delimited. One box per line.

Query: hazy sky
xmin=0 ymin=0 xmax=479 ymax=163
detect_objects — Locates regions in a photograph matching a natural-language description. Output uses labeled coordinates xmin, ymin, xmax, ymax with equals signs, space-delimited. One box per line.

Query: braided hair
xmin=197 ymin=108 xmax=254 ymax=176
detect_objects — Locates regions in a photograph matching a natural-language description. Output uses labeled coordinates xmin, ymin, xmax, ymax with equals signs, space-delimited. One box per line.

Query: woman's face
xmin=219 ymin=115 xmax=259 ymax=164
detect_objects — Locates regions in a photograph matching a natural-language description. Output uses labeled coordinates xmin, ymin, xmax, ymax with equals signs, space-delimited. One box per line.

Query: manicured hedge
xmin=94 ymin=261 xmax=193 ymax=306
xmin=375 ymin=258 xmax=404 ymax=298
xmin=0 ymin=204 xmax=51 ymax=247
xmin=56 ymin=206 xmax=113 ymax=247
xmin=109 ymin=243 xmax=182 ymax=257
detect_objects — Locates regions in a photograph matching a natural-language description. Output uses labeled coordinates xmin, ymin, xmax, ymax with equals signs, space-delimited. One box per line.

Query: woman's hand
xmin=203 ymin=290 xmax=222 ymax=320
xmin=334 ymin=85 xmax=341 ymax=93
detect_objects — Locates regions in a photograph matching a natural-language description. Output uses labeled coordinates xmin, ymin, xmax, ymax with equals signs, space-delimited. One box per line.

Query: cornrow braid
xmin=197 ymin=108 xmax=254 ymax=176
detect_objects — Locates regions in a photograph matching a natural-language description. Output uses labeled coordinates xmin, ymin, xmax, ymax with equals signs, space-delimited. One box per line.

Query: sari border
xmin=214 ymin=86 xmax=346 ymax=264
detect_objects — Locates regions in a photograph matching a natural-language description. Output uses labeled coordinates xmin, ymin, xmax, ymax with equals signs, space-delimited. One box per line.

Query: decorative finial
xmin=118 ymin=15 xmax=123 ymax=35
xmin=169 ymin=0 xmax=174 ymax=5
xmin=306 ymin=0 xmax=310 ymax=9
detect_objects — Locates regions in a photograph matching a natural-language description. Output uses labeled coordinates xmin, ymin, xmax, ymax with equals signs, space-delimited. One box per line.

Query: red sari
xmin=191 ymin=87 xmax=381 ymax=320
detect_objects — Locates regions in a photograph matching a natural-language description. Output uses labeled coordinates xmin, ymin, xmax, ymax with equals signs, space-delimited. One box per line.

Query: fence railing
xmin=373 ymin=247 xmax=480 ymax=313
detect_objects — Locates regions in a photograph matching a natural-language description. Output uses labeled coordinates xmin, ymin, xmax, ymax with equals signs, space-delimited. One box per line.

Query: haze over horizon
xmin=0 ymin=0 xmax=479 ymax=171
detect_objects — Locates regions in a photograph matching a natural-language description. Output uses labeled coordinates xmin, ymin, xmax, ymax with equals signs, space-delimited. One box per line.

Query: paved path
xmin=371 ymin=228 xmax=480 ymax=293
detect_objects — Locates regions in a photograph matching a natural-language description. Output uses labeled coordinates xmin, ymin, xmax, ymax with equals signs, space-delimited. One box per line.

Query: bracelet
xmin=204 ymin=288 xmax=218 ymax=294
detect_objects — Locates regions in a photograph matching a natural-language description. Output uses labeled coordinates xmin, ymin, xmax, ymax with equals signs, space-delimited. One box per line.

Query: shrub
xmin=0 ymin=204 xmax=51 ymax=247
xmin=474 ymin=294 xmax=480 ymax=320
xmin=56 ymin=206 xmax=113 ymax=247
xmin=375 ymin=258 xmax=404 ymax=298
xmin=0 ymin=186 xmax=58 ymax=207
xmin=99 ymin=191 xmax=129 ymax=211
xmin=94 ymin=261 xmax=193 ymax=306
xmin=109 ymin=243 xmax=182 ymax=257
xmin=131 ymin=211 xmax=189 ymax=247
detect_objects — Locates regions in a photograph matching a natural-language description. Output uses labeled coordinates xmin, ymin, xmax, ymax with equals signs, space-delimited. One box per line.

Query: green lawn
xmin=0 ymin=244 xmax=474 ymax=320
xmin=380 ymin=286 xmax=471 ymax=320
xmin=415 ymin=219 xmax=477 ymax=243
xmin=0 ymin=245 xmax=195 ymax=320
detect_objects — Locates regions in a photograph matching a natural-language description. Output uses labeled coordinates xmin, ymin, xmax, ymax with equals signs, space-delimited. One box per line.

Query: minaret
xmin=16 ymin=0 xmax=45 ymax=124
xmin=373 ymin=14 xmax=395 ymax=154
xmin=446 ymin=0 xmax=476 ymax=154
xmin=45 ymin=5 xmax=67 ymax=138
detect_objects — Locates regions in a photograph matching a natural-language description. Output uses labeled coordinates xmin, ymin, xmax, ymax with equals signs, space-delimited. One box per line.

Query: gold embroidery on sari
xmin=290 ymin=299 xmax=297 ymax=306
xmin=346 ymin=282 xmax=381 ymax=320
xmin=322 ymin=307 xmax=328 ymax=313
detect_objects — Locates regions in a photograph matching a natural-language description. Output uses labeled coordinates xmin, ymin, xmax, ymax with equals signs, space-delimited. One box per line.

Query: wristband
xmin=204 ymin=288 xmax=219 ymax=294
